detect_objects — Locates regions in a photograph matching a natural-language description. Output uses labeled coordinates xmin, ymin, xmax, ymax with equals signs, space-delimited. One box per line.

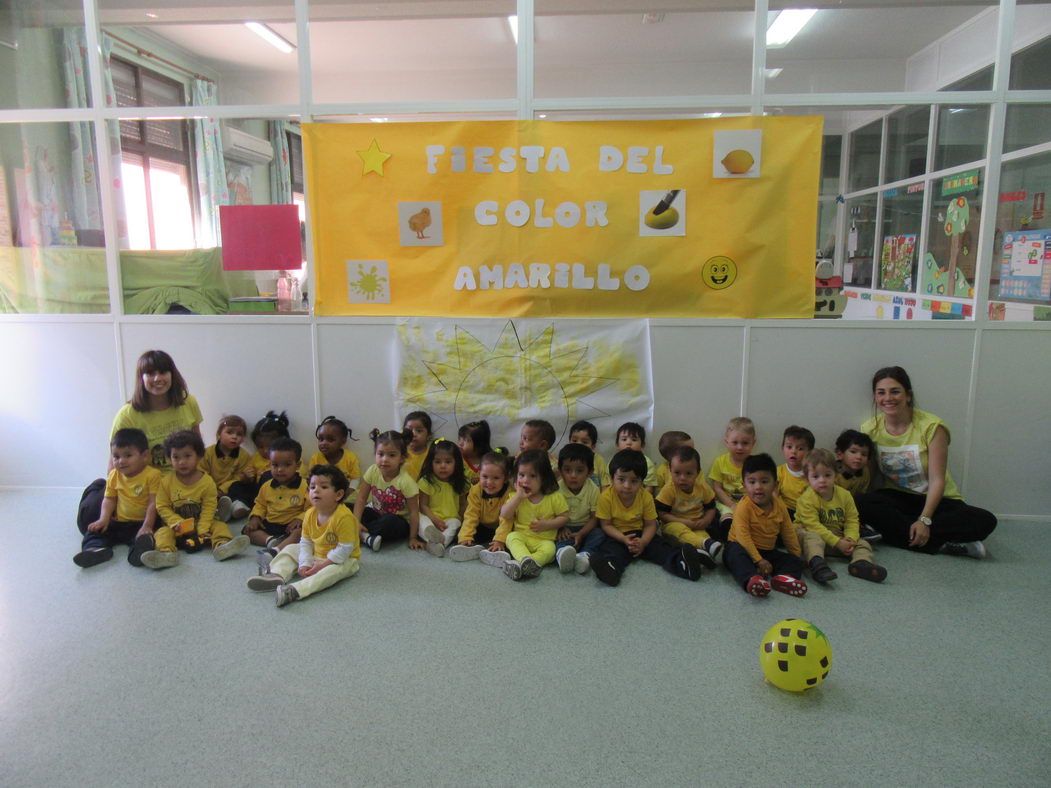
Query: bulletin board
xmin=997 ymin=230 xmax=1051 ymax=301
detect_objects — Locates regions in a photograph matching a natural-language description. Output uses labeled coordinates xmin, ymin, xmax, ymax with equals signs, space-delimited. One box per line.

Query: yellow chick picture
xmin=408 ymin=207 xmax=432 ymax=238
xmin=398 ymin=202 xmax=444 ymax=247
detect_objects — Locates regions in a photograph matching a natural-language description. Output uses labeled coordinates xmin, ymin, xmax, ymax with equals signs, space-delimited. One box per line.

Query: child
xmin=568 ymin=420 xmax=610 ymax=489
xmin=834 ymin=429 xmax=882 ymax=544
xmin=418 ymin=438 xmax=470 ymax=557
xmin=457 ymin=420 xmax=493 ymax=486
xmin=795 ymin=449 xmax=887 ymax=584
xmin=74 ymin=428 xmax=161 ymax=568
xmin=777 ymin=425 xmax=814 ymax=516
xmin=244 ymin=437 xmax=309 ymax=553
xmin=247 ymin=464 xmax=361 ymax=607
xmin=655 ymin=445 xmax=721 ymax=568
xmin=589 ymin=449 xmax=703 ymax=586
xmin=141 ymin=431 xmax=250 ymax=569
xmin=655 ymin=430 xmax=693 ymax=492
xmin=402 ymin=411 xmax=433 ymax=480
xmin=519 ymin=418 xmax=559 ymax=471
xmin=615 ymin=422 xmax=659 ymax=493
xmin=307 ymin=416 xmax=361 ymax=491
xmin=200 ymin=415 xmax=252 ymax=521
xmin=246 ymin=411 xmax=291 ymax=488
xmin=499 ymin=450 xmax=569 ymax=581
xmin=554 ymin=443 xmax=604 ymax=575
xmin=449 ymin=451 xmax=514 ymax=566
xmin=709 ymin=416 xmax=756 ymax=541
xmin=724 ymin=453 xmax=807 ymax=598
xmin=354 ymin=428 xmax=425 ymax=551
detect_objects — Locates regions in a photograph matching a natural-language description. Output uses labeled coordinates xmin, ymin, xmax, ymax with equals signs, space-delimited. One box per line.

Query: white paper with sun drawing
xmin=394 ymin=319 xmax=653 ymax=451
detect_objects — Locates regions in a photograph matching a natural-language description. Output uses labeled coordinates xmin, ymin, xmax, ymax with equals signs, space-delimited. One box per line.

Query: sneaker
xmin=265 ymin=536 xmax=282 ymax=550
xmin=275 ymin=584 xmax=300 ymax=607
xmin=364 ymin=534 xmax=382 ymax=552
xmin=255 ymin=549 xmax=273 ymax=573
xmin=230 ymin=500 xmax=251 ymax=519
xmin=746 ymin=574 xmax=771 ymax=597
xmin=695 ymin=546 xmax=717 ymax=571
xmin=141 ymin=550 xmax=178 ymax=569
xmin=420 ymin=522 xmax=444 ymax=544
xmin=770 ymin=574 xmax=808 ymax=597
xmin=703 ymin=538 xmax=724 ymax=563
xmin=676 ymin=545 xmax=703 ymax=581
xmin=127 ymin=533 xmax=154 ymax=567
xmin=556 ymin=545 xmax=577 ymax=574
xmin=809 ymin=557 xmax=838 ymax=584
xmin=213 ymin=534 xmax=250 ymax=561
xmin=590 ymin=555 xmax=622 ymax=587
xmin=941 ymin=540 xmax=987 ymax=559
xmin=521 ymin=556 xmax=542 ymax=578
xmin=73 ymin=547 xmax=113 ymax=568
xmin=503 ymin=559 xmax=524 ymax=581
xmin=247 ymin=573 xmax=284 ymax=591
xmin=479 ymin=549 xmax=510 ymax=568
xmin=448 ymin=544 xmax=484 ymax=562
xmin=859 ymin=523 xmax=882 ymax=543
xmin=575 ymin=551 xmax=591 ymax=575
xmin=848 ymin=559 xmax=888 ymax=583
xmin=216 ymin=496 xmax=233 ymax=523
xmin=424 ymin=542 xmax=446 ymax=557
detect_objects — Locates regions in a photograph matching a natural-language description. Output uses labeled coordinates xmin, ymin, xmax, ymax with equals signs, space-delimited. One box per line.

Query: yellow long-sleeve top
xmin=105 ymin=466 xmax=162 ymax=522
xmin=795 ymin=486 xmax=861 ymax=546
xmin=200 ymin=445 xmax=251 ymax=493
xmin=836 ymin=465 xmax=871 ymax=497
xmin=777 ymin=464 xmax=809 ymax=511
xmin=498 ymin=492 xmax=569 ymax=543
xmin=728 ymin=495 xmax=800 ymax=564
xmin=250 ymin=475 xmax=309 ymax=525
xmin=404 ymin=447 xmax=428 ymax=481
xmin=305 ymin=449 xmax=361 ymax=486
xmin=247 ymin=450 xmax=271 ymax=480
xmin=300 ymin=505 xmax=361 ymax=563
xmin=596 ymin=486 xmax=658 ymax=534
xmin=460 ymin=482 xmax=512 ymax=543
xmin=157 ymin=472 xmax=218 ymax=534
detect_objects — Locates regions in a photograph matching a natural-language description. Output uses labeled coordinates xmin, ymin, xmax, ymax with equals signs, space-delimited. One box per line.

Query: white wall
xmin=4 ymin=316 xmax=1048 ymax=520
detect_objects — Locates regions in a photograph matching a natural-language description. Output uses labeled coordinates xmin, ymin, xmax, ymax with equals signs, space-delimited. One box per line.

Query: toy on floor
xmin=759 ymin=618 xmax=832 ymax=692
xmin=173 ymin=518 xmax=206 ymax=553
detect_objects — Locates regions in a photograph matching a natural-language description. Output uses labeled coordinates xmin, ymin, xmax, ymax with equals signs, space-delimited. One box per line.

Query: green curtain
xmin=191 ymin=79 xmax=228 ymax=246
xmin=269 ymin=120 xmax=294 ymax=204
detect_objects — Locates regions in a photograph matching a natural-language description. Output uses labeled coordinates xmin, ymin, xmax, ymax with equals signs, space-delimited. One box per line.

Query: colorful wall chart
xmin=304 ymin=118 xmax=822 ymax=318
xmin=997 ymin=230 xmax=1051 ymax=301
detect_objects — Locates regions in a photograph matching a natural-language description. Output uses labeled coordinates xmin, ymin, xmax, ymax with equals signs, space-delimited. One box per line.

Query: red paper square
xmin=219 ymin=204 xmax=302 ymax=271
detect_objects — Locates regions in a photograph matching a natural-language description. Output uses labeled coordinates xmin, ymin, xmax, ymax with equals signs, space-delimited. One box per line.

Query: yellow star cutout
xmin=357 ymin=139 xmax=392 ymax=176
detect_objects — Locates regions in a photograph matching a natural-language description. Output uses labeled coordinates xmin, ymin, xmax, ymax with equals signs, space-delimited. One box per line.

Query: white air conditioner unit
xmin=220 ymin=124 xmax=274 ymax=165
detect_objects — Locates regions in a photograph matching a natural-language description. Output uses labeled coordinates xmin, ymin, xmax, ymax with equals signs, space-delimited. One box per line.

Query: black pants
xmin=361 ymin=508 xmax=410 ymax=542
xmin=227 ymin=480 xmax=259 ymax=507
xmin=595 ymin=531 xmax=694 ymax=580
xmin=77 ymin=478 xmax=106 ymax=534
xmin=724 ymin=542 xmax=804 ymax=589
xmin=856 ymin=489 xmax=997 ymax=554
xmin=708 ymin=518 xmax=731 ymax=543
xmin=471 ymin=523 xmax=496 ymax=545
xmin=80 ymin=520 xmax=143 ymax=552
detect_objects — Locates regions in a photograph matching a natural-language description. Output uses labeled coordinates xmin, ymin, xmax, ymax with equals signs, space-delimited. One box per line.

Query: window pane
xmin=848 ymin=120 xmax=882 ymax=193
xmin=879 ymin=185 xmax=925 ymax=292
xmin=820 ymin=135 xmax=842 ymax=197
xmin=1009 ymin=13 xmax=1051 ymax=89
xmin=934 ymin=105 xmax=989 ymax=172
xmin=1003 ymin=104 xmax=1051 ymax=154
xmin=148 ymin=160 xmax=195 ymax=250
xmin=1 ymin=0 xmax=90 ymax=109
xmin=885 ymin=106 xmax=930 ymax=184
xmin=923 ymin=167 xmax=982 ymax=302
xmin=844 ymin=194 xmax=878 ymax=288
xmin=120 ymin=153 xmax=150 ymax=250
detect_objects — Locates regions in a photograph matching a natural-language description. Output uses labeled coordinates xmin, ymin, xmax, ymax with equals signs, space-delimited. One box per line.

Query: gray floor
xmin=1 ymin=488 xmax=1048 ymax=787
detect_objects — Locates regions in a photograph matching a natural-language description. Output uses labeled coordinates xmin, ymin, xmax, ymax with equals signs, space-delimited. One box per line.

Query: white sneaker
xmin=479 ymin=549 xmax=510 ymax=568
xmin=141 ymin=550 xmax=178 ymax=570
xmin=275 ymin=584 xmax=299 ymax=607
xmin=448 ymin=544 xmax=484 ymax=562
xmin=556 ymin=545 xmax=576 ymax=573
xmin=215 ymin=496 xmax=233 ymax=522
xmin=424 ymin=542 xmax=446 ymax=557
xmin=575 ymin=551 xmax=591 ymax=575
xmin=503 ymin=559 xmax=523 ymax=580
xmin=420 ymin=522 xmax=444 ymax=544
xmin=230 ymin=500 xmax=251 ymax=519
xmin=521 ymin=556 xmax=542 ymax=578
xmin=364 ymin=534 xmax=382 ymax=552
xmin=247 ymin=572 xmax=283 ymax=591
xmin=213 ymin=534 xmax=250 ymax=561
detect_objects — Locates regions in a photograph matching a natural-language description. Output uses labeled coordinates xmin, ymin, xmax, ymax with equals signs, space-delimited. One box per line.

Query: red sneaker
xmin=746 ymin=574 xmax=771 ymax=597
xmin=771 ymin=574 xmax=808 ymax=597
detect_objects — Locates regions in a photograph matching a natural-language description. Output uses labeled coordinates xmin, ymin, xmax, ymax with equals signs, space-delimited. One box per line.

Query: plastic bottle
xmin=276 ymin=271 xmax=292 ymax=312
xmin=290 ymin=277 xmax=302 ymax=311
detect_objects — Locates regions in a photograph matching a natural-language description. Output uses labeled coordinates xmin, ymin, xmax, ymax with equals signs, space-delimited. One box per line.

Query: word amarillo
xmin=454 ymin=263 xmax=651 ymax=292
xmin=425 ymin=145 xmax=675 ymax=174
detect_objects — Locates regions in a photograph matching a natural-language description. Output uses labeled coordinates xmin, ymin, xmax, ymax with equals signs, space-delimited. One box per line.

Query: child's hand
xmin=298 ymin=562 xmax=317 ymax=577
xmin=627 ymin=535 xmax=643 ymax=557
xmin=460 ymin=538 xmax=475 ymax=547
xmin=573 ymin=532 xmax=585 ymax=549
xmin=242 ymin=467 xmax=256 ymax=481
xmin=557 ymin=526 xmax=573 ymax=542
xmin=488 ymin=541 xmax=506 ymax=552
xmin=837 ymin=537 xmax=856 ymax=555
xmin=529 ymin=519 xmax=548 ymax=533
xmin=756 ymin=559 xmax=773 ymax=576
xmin=245 ymin=517 xmax=263 ymax=533
xmin=408 ymin=537 xmax=425 ymax=550
xmin=136 ymin=524 xmax=153 ymax=538
xmin=433 ymin=517 xmax=447 ymax=531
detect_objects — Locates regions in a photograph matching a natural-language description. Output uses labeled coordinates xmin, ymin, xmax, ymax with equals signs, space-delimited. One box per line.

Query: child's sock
xmin=809 ymin=556 xmax=838 ymax=584
xmin=770 ymin=574 xmax=808 ymax=597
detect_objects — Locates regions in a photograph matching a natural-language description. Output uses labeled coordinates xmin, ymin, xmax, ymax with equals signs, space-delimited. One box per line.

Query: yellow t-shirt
xmin=250 ymin=476 xmax=309 ymax=525
xmin=305 ymin=449 xmax=362 ymax=486
xmin=461 ymin=483 xmax=512 ymax=543
xmin=654 ymin=461 xmax=671 ymax=492
xmin=863 ymin=409 xmax=961 ymax=500
xmin=247 ymin=450 xmax=271 ymax=479
xmin=463 ymin=457 xmax=481 ymax=487
xmin=591 ymin=452 xmax=612 ymax=489
xmin=795 ymin=486 xmax=860 ymax=545
xmin=404 ymin=448 xmax=428 ymax=481
xmin=417 ymin=476 xmax=463 ymax=520
xmin=836 ymin=465 xmax=871 ymax=497
xmin=709 ymin=452 xmax=745 ymax=500
xmin=655 ymin=477 xmax=715 ymax=520
xmin=777 ymin=464 xmax=809 ymax=511
xmin=200 ymin=445 xmax=251 ymax=493
xmin=728 ymin=495 xmax=800 ymax=563
xmin=156 ymin=472 xmax=218 ymax=533
xmin=302 ymin=505 xmax=361 ymax=561
xmin=105 ymin=466 xmax=162 ymax=522
xmin=502 ymin=492 xmax=569 ymax=542
xmin=596 ymin=486 xmax=658 ymax=534
xmin=558 ymin=478 xmax=600 ymax=529
xmin=363 ymin=465 xmax=419 ymax=517
xmin=110 ymin=394 xmax=203 ymax=471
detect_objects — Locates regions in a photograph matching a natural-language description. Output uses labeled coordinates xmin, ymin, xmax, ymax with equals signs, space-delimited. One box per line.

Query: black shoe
xmin=859 ymin=524 xmax=882 ymax=543
xmin=74 ymin=547 xmax=113 ymax=567
xmin=810 ymin=557 xmax=838 ymax=584
xmin=848 ymin=559 xmax=887 ymax=583
xmin=127 ymin=533 xmax=155 ymax=567
xmin=590 ymin=555 xmax=622 ymax=587
xmin=677 ymin=545 xmax=703 ymax=581
xmin=695 ymin=546 xmax=717 ymax=571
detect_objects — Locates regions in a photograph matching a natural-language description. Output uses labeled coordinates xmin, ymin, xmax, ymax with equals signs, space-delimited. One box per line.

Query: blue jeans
xmin=556 ymin=527 xmax=606 ymax=555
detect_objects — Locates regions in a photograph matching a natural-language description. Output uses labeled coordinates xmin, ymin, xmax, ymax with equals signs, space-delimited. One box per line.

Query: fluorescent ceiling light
xmin=245 ymin=22 xmax=295 ymax=54
xmin=767 ymin=9 xmax=816 ymax=48
xmin=370 ymin=117 xmax=388 ymax=123
xmin=507 ymin=15 xmax=518 ymax=45
xmin=765 ymin=67 xmax=783 ymax=79
xmin=704 ymin=112 xmax=723 ymax=118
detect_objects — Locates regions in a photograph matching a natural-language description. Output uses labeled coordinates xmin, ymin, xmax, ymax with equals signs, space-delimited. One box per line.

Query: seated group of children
xmin=75 ymin=408 xmax=885 ymax=607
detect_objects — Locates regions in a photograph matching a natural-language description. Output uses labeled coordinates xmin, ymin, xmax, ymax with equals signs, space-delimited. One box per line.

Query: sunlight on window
xmin=121 ymin=159 xmax=150 ymax=250
xmin=149 ymin=161 xmax=195 ymax=249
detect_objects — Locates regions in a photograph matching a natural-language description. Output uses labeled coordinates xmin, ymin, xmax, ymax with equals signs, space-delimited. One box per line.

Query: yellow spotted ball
xmin=721 ymin=149 xmax=755 ymax=174
xmin=644 ymin=205 xmax=680 ymax=230
xmin=759 ymin=618 xmax=832 ymax=692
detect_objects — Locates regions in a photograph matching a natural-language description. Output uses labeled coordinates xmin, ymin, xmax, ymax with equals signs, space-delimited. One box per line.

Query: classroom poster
xmin=880 ymin=233 xmax=916 ymax=292
xmin=304 ymin=117 xmax=822 ymax=318
xmin=393 ymin=318 xmax=653 ymax=450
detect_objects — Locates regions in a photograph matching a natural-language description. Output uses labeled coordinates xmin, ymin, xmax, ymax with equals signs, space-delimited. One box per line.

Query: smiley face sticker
xmin=701 ymin=255 xmax=738 ymax=290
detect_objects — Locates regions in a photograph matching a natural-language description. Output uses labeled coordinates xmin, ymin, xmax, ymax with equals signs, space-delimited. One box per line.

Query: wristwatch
xmin=918 ymin=515 xmax=932 ymax=526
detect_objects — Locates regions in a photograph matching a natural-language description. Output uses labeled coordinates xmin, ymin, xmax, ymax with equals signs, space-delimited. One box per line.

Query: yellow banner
xmin=305 ymin=117 xmax=822 ymax=318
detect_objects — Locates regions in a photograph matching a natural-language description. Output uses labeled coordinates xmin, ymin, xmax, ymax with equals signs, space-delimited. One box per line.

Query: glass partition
xmin=923 ymin=167 xmax=983 ymax=303
xmin=844 ymin=193 xmax=877 ymax=288
xmin=848 ymin=119 xmax=882 ymax=192
xmin=879 ymin=185 xmax=924 ymax=292
xmin=1 ymin=0 xmax=89 ymax=110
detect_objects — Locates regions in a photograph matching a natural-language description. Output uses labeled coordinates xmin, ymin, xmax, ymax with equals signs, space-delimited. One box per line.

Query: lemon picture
xmin=644 ymin=205 xmax=680 ymax=230
xmin=721 ymin=149 xmax=755 ymax=175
